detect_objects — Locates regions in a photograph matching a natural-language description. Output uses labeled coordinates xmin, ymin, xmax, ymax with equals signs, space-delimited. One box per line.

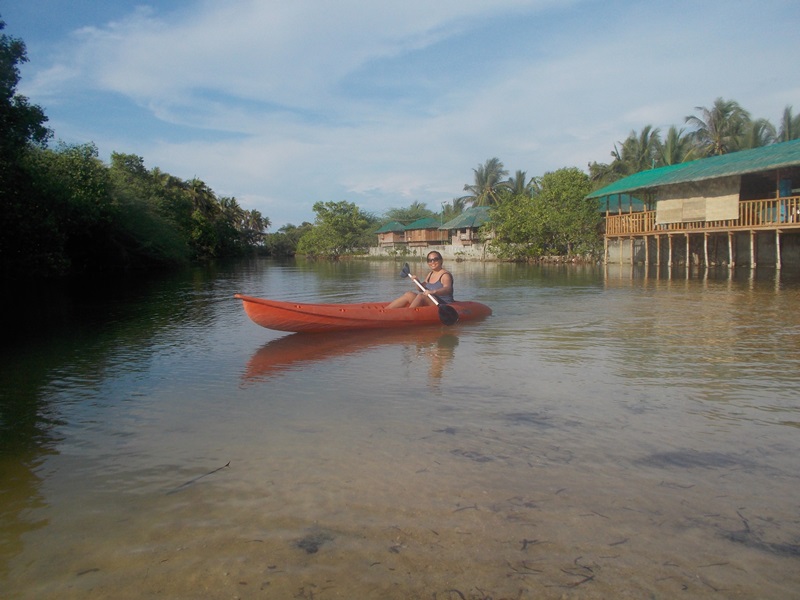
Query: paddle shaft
xmin=407 ymin=272 xmax=443 ymax=305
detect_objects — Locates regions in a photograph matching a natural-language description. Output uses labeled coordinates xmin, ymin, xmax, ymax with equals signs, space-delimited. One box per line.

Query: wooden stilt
xmin=668 ymin=234 xmax=673 ymax=266
xmin=703 ymin=233 xmax=709 ymax=267
xmin=750 ymin=230 xmax=756 ymax=268
xmin=655 ymin=234 xmax=661 ymax=266
xmin=776 ymin=229 xmax=782 ymax=270
xmin=728 ymin=232 xmax=735 ymax=268
xmin=685 ymin=234 xmax=690 ymax=268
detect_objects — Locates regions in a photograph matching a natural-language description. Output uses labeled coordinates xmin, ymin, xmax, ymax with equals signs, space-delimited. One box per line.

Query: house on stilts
xmin=588 ymin=139 xmax=800 ymax=268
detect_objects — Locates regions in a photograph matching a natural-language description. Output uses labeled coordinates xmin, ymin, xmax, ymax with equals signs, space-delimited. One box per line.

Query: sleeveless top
xmin=423 ymin=270 xmax=454 ymax=304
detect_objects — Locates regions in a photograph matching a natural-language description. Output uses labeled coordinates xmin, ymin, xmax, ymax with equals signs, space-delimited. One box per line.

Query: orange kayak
xmin=234 ymin=294 xmax=492 ymax=333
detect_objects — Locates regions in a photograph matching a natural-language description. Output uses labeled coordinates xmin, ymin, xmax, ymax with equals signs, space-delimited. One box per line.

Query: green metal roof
xmin=375 ymin=220 xmax=406 ymax=233
xmin=404 ymin=217 xmax=443 ymax=230
xmin=587 ymin=138 xmax=800 ymax=199
xmin=439 ymin=206 xmax=491 ymax=230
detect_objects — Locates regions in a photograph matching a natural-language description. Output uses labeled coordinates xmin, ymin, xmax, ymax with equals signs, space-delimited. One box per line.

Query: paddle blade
xmin=400 ymin=263 xmax=410 ymax=278
xmin=439 ymin=304 xmax=459 ymax=326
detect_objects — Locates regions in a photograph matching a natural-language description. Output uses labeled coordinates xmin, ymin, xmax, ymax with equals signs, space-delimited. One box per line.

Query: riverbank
xmin=367 ymin=243 xmax=493 ymax=261
xmin=367 ymin=244 xmax=599 ymax=264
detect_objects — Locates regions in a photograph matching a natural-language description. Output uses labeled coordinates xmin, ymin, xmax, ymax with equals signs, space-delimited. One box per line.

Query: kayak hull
xmin=234 ymin=294 xmax=492 ymax=333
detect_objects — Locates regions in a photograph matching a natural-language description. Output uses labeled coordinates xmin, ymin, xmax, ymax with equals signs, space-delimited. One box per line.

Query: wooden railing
xmin=605 ymin=195 xmax=800 ymax=236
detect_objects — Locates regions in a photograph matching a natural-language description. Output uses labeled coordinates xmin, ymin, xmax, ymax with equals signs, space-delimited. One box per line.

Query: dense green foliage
xmin=383 ymin=201 xmax=437 ymax=225
xmin=296 ymin=201 xmax=377 ymax=258
xmin=7 ymin=141 xmax=270 ymax=278
xmin=265 ymin=223 xmax=313 ymax=257
xmin=489 ymin=167 xmax=598 ymax=259
xmin=0 ymin=19 xmax=54 ymax=277
xmin=0 ymin=20 xmax=269 ymax=279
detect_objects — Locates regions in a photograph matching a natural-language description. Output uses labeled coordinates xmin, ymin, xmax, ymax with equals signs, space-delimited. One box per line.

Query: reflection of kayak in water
xmin=234 ymin=294 xmax=492 ymax=333
xmin=243 ymin=328 xmax=459 ymax=382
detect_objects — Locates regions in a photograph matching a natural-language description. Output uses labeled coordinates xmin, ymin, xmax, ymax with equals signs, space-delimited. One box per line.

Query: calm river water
xmin=2 ymin=258 xmax=800 ymax=599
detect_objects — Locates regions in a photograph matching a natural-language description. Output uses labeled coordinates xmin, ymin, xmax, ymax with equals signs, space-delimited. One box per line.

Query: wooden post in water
xmin=655 ymin=234 xmax=661 ymax=266
xmin=728 ymin=232 xmax=735 ymax=268
xmin=776 ymin=229 xmax=782 ymax=270
xmin=644 ymin=236 xmax=650 ymax=266
xmin=668 ymin=234 xmax=673 ymax=266
xmin=703 ymin=233 xmax=709 ymax=267
xmin=685 ymin=234 xmax=690 ymax=268
xmin=750 ymin=230 xmax=756 ymax=268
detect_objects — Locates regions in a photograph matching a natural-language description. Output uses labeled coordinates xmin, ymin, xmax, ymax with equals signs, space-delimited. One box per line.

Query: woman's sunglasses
xmin=427 ymin=257 xmax=441 ymax=263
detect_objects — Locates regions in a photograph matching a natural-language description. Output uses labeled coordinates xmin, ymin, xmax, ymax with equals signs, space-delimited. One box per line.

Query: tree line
xmin=3 ymin=17 xmax=798 ymax=274
xmin=376 ymin=100 xmax=800 ymax=261
xmin=1 ymin=19 xmax=270 ymax=280
xmin=302 ymin=100 xmax=800 ymax=260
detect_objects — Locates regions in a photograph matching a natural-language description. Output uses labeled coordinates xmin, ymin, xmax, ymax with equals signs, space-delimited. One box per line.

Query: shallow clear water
xmin=2 ymin=259 xmax=800 ymax=598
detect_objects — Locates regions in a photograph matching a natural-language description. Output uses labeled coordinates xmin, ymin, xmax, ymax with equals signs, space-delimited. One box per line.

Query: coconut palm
xmin=590 ymin=126 xmax=661 ymax=185
xmin=442 ymin=197 xmax=468 ymax=221
xmin=778 ymin=105 xmax=800 ymax=142
xmin=186 ymin=177 xmax=219 ymax=217
xmin=739 ymin=118 xmax=777 ymax=149
xmin=241 ymin=209 xmax=270 ymax=246
xmin=506 ymin=170 xmax=538 ymax=197
xmin=459 ymin=157 xmax=509 ymax=207
xmin=685 ymin=97 xmax=751 ymax=156
xmin=658 ymin=126 xmax=695 ymax=165
xmin=614 ymin=125 xmax=662 ymax=172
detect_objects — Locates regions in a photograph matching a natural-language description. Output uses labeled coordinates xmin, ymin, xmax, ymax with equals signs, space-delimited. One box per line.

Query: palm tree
xmin=778 ymin=105 xmax=800 ymax=142
xmin=588 ymin=159 xmax=626 ymax=187
xmin=385 ymin=201 xmax=434 ymax=224
xmin=685 ymin=97 xmax=750 ymax=156
xmin=186 ymin=177 xmax=219 ymax=218
xmin=506 ymin=170 xmax=538 ymax=197
xmin=442 ymin=197 xmax=468 ymax=221
xmin=459 ymin=157 xmax=509 ymax=206
xmin=658 ymin=126 xmax=695 ymax=165
xmin=219 ymin=195 xmax=245 ymax=225
xmin=151 ymin=167 xmax=184 ymax=192
xmin=241 ymin=209 xmax=270 ymax=247
xmin=614 ymin=125 xmax=661 ymax=172
xmin=590 ymin=126 xmax=661 ymax=186
xmin=739 ymin=118 xmax=776 ymax=149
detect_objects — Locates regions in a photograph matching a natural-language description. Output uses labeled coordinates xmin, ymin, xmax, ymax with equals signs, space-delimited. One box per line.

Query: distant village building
xmin=404 ymin=217 xmax=449 ymax=247
xmin=371 ymin=206 xmax=492 ymax=260
xmin=440 ymin=207 xmax=492 ymax=247
xmin=588 ymin=139 xmax=800 ymax=268
xmin=374 ymin=206 xmax=492 ymax=251
xmin=375 ymin=221 xmax=406 ymax=248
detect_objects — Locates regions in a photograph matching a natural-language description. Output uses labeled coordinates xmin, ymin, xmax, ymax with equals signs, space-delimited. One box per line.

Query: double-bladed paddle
xmin=400 ymin=262 xmax=459 ymax=326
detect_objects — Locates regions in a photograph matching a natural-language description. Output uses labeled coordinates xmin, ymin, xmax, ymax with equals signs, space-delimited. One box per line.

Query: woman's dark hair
xmin=427 ymin=251 xmax=443 ymax=260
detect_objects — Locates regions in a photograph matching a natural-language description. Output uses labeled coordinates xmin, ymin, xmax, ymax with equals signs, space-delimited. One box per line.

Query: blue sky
xmin=3 ymin=0 xmax=799 ymax=227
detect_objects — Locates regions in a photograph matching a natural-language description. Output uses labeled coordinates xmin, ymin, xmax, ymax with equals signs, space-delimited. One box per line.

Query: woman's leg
xmin=387 ymin=291 xmax=417 ymax=308
xmin=408 ymin=293 xmax=435 ymax=308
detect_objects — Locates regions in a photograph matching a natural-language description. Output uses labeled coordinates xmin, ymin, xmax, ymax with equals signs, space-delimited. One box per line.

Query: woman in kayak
xmin=388 ymin=251 xmax=454 ymax=308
